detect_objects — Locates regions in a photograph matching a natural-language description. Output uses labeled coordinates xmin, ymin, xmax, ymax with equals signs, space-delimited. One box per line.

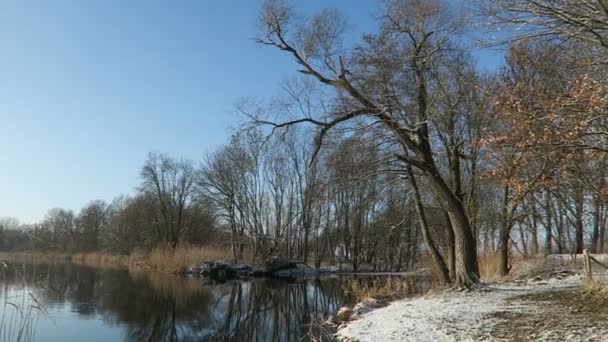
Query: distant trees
xmin=0 ymin=217 xmax=29 ymax=251
xmin=43 ymin=208 xmax=76 ymax=252
xmin=76 ymin=200 xmax=109 ymax=252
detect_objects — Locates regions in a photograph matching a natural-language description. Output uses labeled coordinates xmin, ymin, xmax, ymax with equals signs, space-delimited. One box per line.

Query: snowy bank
xmin=337 ymin=273 xmax=605 ymax=341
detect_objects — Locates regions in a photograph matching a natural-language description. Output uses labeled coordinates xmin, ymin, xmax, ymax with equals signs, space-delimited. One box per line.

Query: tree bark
xmin=407 ymin=165 xmax=451 ymax=285
xmin=426 ymin=171 xmax=479 ymax=287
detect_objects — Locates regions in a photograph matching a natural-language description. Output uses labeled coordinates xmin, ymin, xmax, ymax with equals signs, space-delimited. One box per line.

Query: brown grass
xmin=128 ymin=245 xmax=237 ymax=273
xmin=343 ymin=277 xmax=418 ymax=302
xmin=478 ymin=253 xmax=545 ymax=281
xmin=478 ymin=253 xmax=501 ymax=280
xmin=0 ymin=245 xmax=236 ymax=274
xmin=0 ymin=252 xmax=71 ymax=265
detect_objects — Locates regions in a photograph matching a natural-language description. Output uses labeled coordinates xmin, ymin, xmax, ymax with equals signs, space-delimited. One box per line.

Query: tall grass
xmin=0 ymin=263 xmax=45 ymax=342
xmin=478 ymin=253 xmax=501 ymax=280
xmin=0 ymin=252 xmax=71 ymax=265
xmin=130 ymin=245 xmax=237 ymax=273
xmin=0 ymin=245 xmax=236 ymax=274
xmin=343 ymin=277 xmax=417 ymax=302
xmin=478 ymin=253 xmax=546 ymax=280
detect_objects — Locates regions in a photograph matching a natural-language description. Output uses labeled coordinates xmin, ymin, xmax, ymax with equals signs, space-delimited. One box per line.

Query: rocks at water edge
xmin=200 ymin=261 xmax=253 ymax=279
xmin=182 ymin=258 xmax=331 ymax=280
xmin=263 ymin=256 xmax=298 ymax=272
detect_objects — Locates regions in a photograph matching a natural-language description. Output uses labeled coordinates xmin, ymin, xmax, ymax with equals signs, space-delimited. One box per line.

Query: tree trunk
xmin=600 ymin=206 xmax=606 ymax=254
xmin=426 ymin=171 xmax=479 ymax=287
xmin=498 ymin=184 xmax=511 ymax=276
xmin=442 ymin=210 xmax=456 ymax=281
xmin=407 ymin=166 xmax=451 ymax=285
xmin=544 ymin=191 xmax=553 ymax=255
xmin=530 ymin=198 xmax=539 ymax=255
xmin=557 ymin=201 xmax=565 ymax=254
xmin=592 ymin=198 xmax=601 ymax=253
xmin=519 ymin=224 xmax=528 ymax=256
xmin=575 ymin=191 xmax=585 ymax=254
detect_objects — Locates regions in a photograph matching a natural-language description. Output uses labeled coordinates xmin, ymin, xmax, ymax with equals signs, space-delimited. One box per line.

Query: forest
xmin=1 ymin=0 xmax=607 ymax=289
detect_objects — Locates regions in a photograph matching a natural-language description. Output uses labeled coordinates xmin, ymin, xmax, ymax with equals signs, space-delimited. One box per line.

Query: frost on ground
xmin=337 ymin=269 xmax=608 ymax=342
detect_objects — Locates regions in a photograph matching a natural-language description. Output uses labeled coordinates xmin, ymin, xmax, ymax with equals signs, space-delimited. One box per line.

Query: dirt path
xmin=337 ymin=273 xmax=608 ymax=341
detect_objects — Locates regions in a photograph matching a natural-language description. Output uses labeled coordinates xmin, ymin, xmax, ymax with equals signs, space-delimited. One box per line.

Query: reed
xmin=478 ymin=253 xmax=546 ymax=280
xmin=0 ymin=252 xmax=70 ymax=265
xmin=0 ymin=263 xmax=44 ymax=342
xmin=0 ymin=245 xmax=239 ymax=274
xmin=343 ymin=277 xmax=416 ymax=303
xmin=129 ymin=245 xmax=237 ymax=273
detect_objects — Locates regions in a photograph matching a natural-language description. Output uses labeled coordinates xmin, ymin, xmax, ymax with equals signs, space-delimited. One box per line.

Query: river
xmin=0 ymin=262 xmax=429 ymax=341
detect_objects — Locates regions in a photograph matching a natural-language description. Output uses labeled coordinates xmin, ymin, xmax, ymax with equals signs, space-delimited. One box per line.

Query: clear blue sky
xmin=0 ymin=1 xmax=503 ymax=223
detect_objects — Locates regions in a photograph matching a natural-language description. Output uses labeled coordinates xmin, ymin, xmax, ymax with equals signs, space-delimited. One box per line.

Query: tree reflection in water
xmin=0 ymin=263 xmax=428 ymax=342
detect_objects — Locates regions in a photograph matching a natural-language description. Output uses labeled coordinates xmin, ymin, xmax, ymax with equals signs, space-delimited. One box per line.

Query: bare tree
xmin=140 ymin=152 xmax=196 ymax=248
xmin=483 ymin=0 xmax=608 ymax=53
xmin=197 ymin=137 xmax=251 ymax=261
xmin=251 ymin=0 xmax=480 ymax=286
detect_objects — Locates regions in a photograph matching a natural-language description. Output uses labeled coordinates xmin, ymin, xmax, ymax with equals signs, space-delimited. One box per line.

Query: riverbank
xmin=337 ymin=258 xmax=608 ymax=341
xmin=0 ymin=246 xmax=236 ymax=273
xmin=0 ymin=249 xmax=428 ymax=278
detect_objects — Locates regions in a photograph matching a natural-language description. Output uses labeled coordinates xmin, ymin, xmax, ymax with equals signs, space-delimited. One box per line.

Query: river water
xmin=0 ymin=262 xmax=429 ymax=342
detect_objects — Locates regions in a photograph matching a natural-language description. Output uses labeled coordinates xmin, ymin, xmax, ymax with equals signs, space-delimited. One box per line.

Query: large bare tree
xmin=251 ymin=0 xmax=480 ymax=286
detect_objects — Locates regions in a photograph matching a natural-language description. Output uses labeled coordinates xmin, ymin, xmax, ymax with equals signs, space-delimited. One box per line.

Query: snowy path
xmin=337 ymin=274 xmax=607 ymax=341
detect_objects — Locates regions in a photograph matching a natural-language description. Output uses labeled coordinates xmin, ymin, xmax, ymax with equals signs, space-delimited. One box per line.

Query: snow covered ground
xmin=337 ymin=272 xmax=608 ymax=341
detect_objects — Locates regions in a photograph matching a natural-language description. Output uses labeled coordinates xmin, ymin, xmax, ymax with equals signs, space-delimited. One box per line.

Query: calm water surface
xmin=0 ymin=263 xmax=428 ymax=341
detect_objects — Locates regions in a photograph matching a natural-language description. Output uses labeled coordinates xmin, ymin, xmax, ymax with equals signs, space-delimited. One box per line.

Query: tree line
xmin=1 ymin=0 xmax=607 ymax=287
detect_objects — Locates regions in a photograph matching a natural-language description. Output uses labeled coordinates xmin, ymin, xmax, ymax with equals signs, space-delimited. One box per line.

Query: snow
xmin=337 ymin=275 xmax=587 ymax=342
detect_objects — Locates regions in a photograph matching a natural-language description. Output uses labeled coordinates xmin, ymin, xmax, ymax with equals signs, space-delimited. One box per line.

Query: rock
xmin=182 ymin=258 xmax=335 ymax=280
xmin=251 ymin=268 xmax=271 ymax=277
xmin=263 ymin=256 xmax=298 ymax=272
xmin=198 ymin=261 xmax=252 ymax=280
xmin=272 ymin=263 xmax=320 ymax=278
xmin=335 ymin=307 xmax=354 ymax=323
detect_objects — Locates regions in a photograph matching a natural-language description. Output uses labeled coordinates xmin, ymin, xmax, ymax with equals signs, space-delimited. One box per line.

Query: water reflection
xmin=0 ymin=263 xmax=428 ymax=342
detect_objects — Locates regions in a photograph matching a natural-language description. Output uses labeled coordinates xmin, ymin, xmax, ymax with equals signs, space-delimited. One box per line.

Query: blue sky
xmin=0 ymin=1 xmax=504 ymax=223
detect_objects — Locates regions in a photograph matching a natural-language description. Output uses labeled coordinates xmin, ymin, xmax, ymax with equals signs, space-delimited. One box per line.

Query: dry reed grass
xmin=478 ymin=253 xmax=546 ymax=281
xmin=128 ymin=245 xmax=237 ymax=273
xmin=0 ymin=245 xmax=236 ymax=274
xmin=0 ymin=263 xmax=45 ymax=342
xmin=0 ymin=252 xmax=70 ymax=265
xmin=343 ymin=277 xmax=416 ymax=302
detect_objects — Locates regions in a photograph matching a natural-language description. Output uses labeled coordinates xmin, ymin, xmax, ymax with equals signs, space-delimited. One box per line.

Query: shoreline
xmin=0 ymin=251 xmax=429 ymax=279
xmin=336 ymin=272 xmax=607 ymax=341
